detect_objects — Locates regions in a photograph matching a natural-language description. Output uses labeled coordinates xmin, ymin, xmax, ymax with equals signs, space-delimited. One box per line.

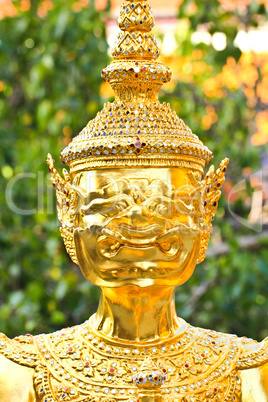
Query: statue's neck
xmin=91 ymin=286 xmax=180 ymax=342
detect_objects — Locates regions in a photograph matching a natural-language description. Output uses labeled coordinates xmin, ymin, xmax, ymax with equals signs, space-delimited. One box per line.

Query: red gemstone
xmin=217 ymin=183 xmax=221 ymax=187
xmin=163 ymin=369 xmax=167 ymax=373
xmin=66 ymin=202 xmax=70 ymax=207
xmin=136 ymin=137 xmax=140 ymax=140
xmin=135 ymin=74 xmax=138 ymax=78
xmin=64 ymin=190 xmax=67 ymax=195
xmin=204 ymin=201 xmax=207 ymax=206
xmin=213 ymin=202 xmax=217 ymax=207
xmin=64 ymin=387 xmax=69 ymax=391
xmin=68 ymin=347 xmax=73 ymax=352
xmin=154 ymin=377 xmax=158 ymax=381
xmin=185 ymin=364 xmax=189 ymax=368
xmin=129 ymin=68 xmax=134 ymax=72
xmin=130 ymin=144 xmax=134 ymax=147
xmin=206 ymin=188 xmax=210 ymax=193
xmin=137 ymin=149 xmax=141 ymax=153
xmin=141 ymin=67 xmax=146 ymax=71
xmin=212 ymin=341 xmax=216 ymax=344
xmin=223 ymin=167 xmax=226 ymax=172
xmin=85 ymin=362 xmax=89 ymax=366
xmin=214 ymin=388 xmax=218 ymax=392
xmin=142 ymin=143 xmax=146 ymax=146
xmin=139 ymin=377 xmax=143 ymax=382
xmin=201 ymin=353 xmax=205 ymax=357
xmin=110 ymin=368 xmax=115 ymax=373
xmin=26 ymin=333 xmax=31 ymax=336
xmin=48 ymin=167 xmax=51 ymax=172
xmin=135 ymin=62 xmax=139 ymax=66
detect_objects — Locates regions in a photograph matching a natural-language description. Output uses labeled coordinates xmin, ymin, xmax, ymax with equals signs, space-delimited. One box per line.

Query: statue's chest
xmin=33 ymin=324 xmax=242 ymax=402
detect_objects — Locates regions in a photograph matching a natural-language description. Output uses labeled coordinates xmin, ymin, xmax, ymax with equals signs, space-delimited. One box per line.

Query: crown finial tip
xmin=112 ymin=0 xmax=158 ymax=61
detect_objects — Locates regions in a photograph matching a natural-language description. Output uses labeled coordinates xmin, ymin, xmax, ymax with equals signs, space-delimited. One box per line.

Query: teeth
xmin=157 ymin=227 xmax=179 ymax=241
xmin=110 ymin=241 xmax=121 ymax=251
xmin=159 ymin=242 xmax=172 ymax=252
xmin=129 ymin=268 xmax=138 ymax=275
xmin=148 ymin=268 xmax=154 ymax=276
xmin=102 ymin=228 xmax=123 ymax=240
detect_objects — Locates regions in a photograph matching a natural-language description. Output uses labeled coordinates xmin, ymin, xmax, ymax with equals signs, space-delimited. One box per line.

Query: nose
xmin=133 ymin=190 xmax=146 ymax=204
xmin=126 ymin=204 xmax=152 ymax=227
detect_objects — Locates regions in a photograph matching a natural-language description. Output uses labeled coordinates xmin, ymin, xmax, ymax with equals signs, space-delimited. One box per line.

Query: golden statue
xmin=0 ymin=1 xmax=267 ymax=401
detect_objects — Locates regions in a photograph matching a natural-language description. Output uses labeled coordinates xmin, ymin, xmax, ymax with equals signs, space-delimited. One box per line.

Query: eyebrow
xmin=81 ymin=193 xmax=132 ymax=213
xmin=77 ymin=178 xmax=197 ymax=203
xmin=79 ymin=179 xmax=133 ymax=203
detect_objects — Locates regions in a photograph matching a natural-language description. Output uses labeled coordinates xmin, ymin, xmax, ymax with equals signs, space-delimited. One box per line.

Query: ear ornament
xmin=47 ymin=153 xmax=78 ymax=264
xmin=197 ymin=158 xmax=229 ymax=264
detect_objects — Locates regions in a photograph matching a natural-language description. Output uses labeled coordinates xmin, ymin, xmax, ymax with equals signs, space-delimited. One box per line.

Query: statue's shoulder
xmin=234 ymin=335 xmax=268 ymax=400
xmin=193 ymin=325 xmax=268 ymax=370
xmin=237 ymin=334 xmax=268 ymax=370
xmin=0 ymin=332 xmax=40 ymax=402
xmin=0 ymin=324 xmax=84 ymax=401
xmin=0 ymin=322 xmax=84 ymax=368
xmin=0 ymin=331 xmax=39 ymax=368
xmin=189 ymin=326 xmax=268 ymax=400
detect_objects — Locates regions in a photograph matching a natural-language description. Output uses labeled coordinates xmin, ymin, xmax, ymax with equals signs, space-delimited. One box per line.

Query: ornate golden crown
xmin=59 ymin=0 xmax=213 ymax=176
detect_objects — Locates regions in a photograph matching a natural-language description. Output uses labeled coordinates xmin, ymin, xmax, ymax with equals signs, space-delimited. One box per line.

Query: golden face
xmin=73 ymin=167 xmax=202 ymax=288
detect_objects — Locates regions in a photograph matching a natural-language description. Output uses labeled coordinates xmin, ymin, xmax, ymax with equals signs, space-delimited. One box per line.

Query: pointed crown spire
xmin=101 ymin=0 xmax=171 ymax=102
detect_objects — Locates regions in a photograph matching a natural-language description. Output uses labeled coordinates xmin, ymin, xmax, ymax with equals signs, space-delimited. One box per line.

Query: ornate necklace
xmin=1 ymin=321 xmax=268 ymax=402
xmin=32 ymin=321 xmax=243 ymax=402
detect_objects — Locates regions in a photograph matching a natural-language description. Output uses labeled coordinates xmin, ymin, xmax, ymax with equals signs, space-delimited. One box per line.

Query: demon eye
xmin=81 ymin=195 xmax=131 ymax=217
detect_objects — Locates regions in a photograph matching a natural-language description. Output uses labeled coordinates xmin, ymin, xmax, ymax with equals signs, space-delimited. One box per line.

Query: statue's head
xmin=47 ymin=0 xmax=228 ymax=290
xmin=48 ymin=157 xmax=228 ymax=290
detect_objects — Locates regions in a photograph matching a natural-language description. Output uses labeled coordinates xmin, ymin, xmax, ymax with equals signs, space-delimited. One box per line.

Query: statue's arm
xmin=0 ymin=354 xmax=37 ymax=402
xmin=240 ymin=362 xmax=268 ymax=401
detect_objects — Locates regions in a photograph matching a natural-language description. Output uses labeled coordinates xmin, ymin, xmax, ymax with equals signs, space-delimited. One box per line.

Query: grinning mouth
xmin=102 ymin=223 xmax=165 ymax=245
xmin=98 ymin=266 xmax=176 ymax=279
xmin=116 ymin=223 xmax=163 ymax=238
xmin=98 ymin=223 xmax=184 ymax=258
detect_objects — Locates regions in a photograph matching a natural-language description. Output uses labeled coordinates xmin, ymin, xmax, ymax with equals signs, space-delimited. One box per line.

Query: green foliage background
xmin=0 ymin=0 xmax=267 ymax=340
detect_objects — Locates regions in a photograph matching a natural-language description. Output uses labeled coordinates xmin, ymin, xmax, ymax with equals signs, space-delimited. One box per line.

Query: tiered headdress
xmin=47 ymin=0 xmax=228 ymax=265
xmin=59 ymin=0 xmax=213 ymax=176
